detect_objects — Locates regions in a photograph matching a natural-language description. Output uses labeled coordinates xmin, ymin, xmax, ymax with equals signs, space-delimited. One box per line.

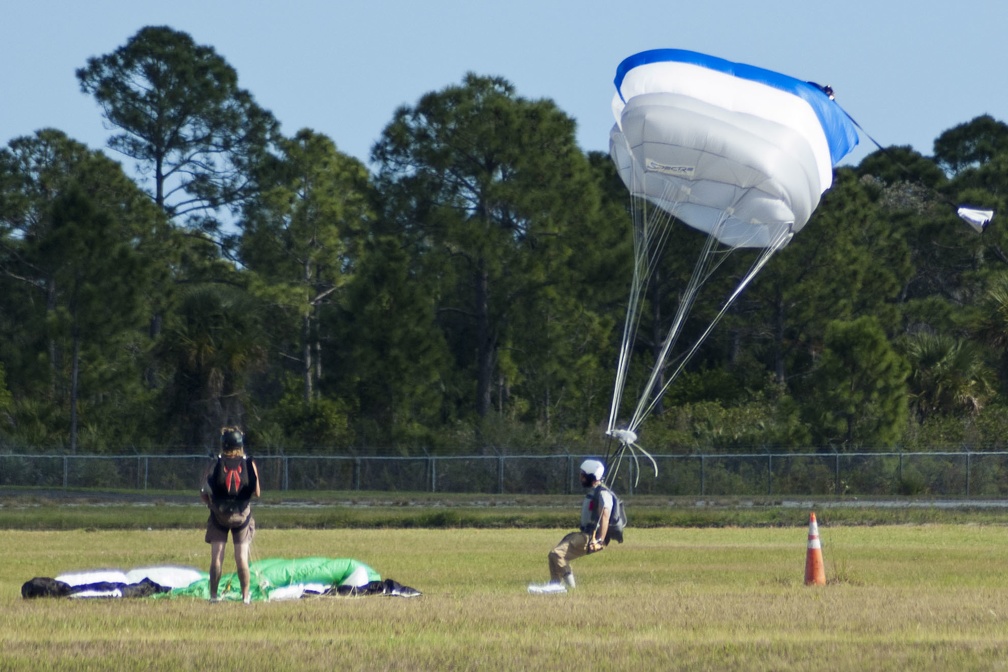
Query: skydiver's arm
xmin=199 ymin=462 xmax=213 ymax=506
xmin=252 ymin=461 xmax=261 ymax=498
xmin=591 ymin=506 xmax=611 ymax=551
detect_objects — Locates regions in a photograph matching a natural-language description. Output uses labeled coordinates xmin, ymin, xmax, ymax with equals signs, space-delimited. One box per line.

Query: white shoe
xmin=243 ymin=596 xmax=251 ymax=604
xmin=527 ymin=582 xmax=567 ymax=595
xmin=563 ymin=573 xmax=575 ymax=589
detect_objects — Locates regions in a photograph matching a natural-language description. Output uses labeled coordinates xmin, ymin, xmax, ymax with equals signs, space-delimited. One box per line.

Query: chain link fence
xmin=3 ymin=451 xmax=1008 ymax=497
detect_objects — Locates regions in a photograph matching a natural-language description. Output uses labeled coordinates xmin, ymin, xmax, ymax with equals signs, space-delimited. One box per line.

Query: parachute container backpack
xmin=209 ymin=452 xmax=257 ymax=524
xmin=601 ymin=486 xmax=626 ymax=544
xmin=604 ymin=49 xmax=860 ymax=481
xmin=214 ymin=455 xmax=250 ymax=497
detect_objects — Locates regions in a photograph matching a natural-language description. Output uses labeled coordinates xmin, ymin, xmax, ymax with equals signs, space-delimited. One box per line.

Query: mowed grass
xmin=3 ymin=523 xmax=1008 ymax=671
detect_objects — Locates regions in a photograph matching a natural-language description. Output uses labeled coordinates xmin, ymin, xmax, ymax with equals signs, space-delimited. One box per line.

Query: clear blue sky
xmin=3 ymin=1 xmax=1006 ymax=170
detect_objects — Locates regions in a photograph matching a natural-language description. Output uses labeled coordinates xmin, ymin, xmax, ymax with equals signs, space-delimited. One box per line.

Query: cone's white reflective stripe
xmin=807 ymin=517 xmax=821 ymax=549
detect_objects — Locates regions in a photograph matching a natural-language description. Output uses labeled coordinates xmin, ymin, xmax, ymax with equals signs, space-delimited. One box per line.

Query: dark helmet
xmin=220 ymin=428 xmax=244 ymax=451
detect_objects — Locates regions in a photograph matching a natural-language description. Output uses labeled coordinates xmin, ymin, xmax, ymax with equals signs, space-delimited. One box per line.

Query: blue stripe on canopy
xmin=614 ymin=49 xmax=859 ymax=165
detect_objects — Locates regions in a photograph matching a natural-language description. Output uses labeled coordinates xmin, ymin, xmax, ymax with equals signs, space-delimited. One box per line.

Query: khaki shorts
xmin=205 ymin=513 xmax=255 ymax=545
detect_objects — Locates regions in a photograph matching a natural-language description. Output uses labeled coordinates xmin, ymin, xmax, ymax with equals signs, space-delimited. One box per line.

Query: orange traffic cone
xmin=804 ymin=511 xmax=826 ymax=586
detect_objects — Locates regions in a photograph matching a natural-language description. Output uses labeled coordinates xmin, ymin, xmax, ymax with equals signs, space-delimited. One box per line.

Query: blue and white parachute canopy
xmin=610 ymin=48 xmax=859 ymax=248
xmin=605 ymin=50 xmax=860 ymax=477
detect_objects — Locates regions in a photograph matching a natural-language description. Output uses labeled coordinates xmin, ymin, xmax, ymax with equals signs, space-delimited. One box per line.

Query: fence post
xmin=498 ymin=456 xmax=504 ymax=494
xmin=354 ymin=457 xmax=361 ymax=491
xmin=834 ymin=453 xmax=840 ymax=496
xmin=966 ymin=452 xmax=971 ymax=497
xmin=63 ymin=455 xmax=68 ymax=489
xmin=700 ymin=455 xmax=705 ymax=496
xmin=143 ymin=456 xmax=149 ymax=491
xmin=566 ymin=455 xmax=572 ymax=495
xmin=283 ymin=456 xmax=289 ymax=491
xmin=430 ymin=456 xmax=436 ymax=493
xmin=767 ymin=453 xmax=772 ymax=496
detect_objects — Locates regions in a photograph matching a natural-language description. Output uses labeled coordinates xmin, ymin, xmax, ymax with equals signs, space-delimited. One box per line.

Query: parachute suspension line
xmin=639 ymin=225 xmax=792 ymax=424
xmin=623 ymin=207 xmax=734 ymax=434
xmin=603 ymin=432 xmax=657 ymax=488
xmin=602 ymin=440 xmax=626 ymax=484
xmin=620 ymin=183 xmax=765 ymax=437
xmin=606 ymin=175 xmax=683 ymax=485
xmin=607 ymin=194 xmax=649 ymax=432
xmin=608 ymin=179 xmax=684 ymax=434
xmin=841 ymin=104 xmax=994 ymax=231
xmin=608 ymin=191 xmax=673 ymax=429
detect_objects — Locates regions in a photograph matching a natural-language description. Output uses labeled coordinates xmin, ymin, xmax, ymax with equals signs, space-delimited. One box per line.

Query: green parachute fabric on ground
xmin=167 ymin=557 xmax=381 ymax=602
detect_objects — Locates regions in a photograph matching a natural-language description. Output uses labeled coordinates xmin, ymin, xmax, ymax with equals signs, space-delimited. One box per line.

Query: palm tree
xmin=903 ymin=332 xmax=992 ymax=421
xmin=157 ymin=284 xmax=268 ymax=450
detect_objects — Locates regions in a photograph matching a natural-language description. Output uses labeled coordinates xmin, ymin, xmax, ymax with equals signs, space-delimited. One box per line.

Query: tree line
xmin=1 ymin=26 xmax=1006 ymax=457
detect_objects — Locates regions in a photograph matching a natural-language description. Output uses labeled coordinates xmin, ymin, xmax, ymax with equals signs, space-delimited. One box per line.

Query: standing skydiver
xmin=200 ymin=427 xmax=260 ymax=603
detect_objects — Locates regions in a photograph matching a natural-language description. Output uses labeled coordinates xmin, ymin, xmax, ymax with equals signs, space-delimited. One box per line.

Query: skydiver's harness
xmin=580 ymin=484 xmax=612 ymax=540
xmin=580 ymin=483 xmax=626 ymax=546
xmin=206 ymin=454 xmax=257 ymax=531
xmin=209 ymin=507 xmax=253 ymax=534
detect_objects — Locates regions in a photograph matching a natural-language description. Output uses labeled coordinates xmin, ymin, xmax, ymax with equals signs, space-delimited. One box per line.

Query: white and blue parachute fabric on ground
xmin=606 ymin=49 xmax=860 ymax=480
xmin=21 ymin=565 xmax=203 ymax=599
xmin=22 ymin=557 xmax=421 ymax=601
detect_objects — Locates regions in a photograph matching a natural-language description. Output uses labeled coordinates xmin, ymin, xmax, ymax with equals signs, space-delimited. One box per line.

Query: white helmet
xmin=580 ymin=459 xmax=604 ymax=481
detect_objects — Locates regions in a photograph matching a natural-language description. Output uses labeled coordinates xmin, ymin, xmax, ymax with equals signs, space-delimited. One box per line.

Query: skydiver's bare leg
xmin=235 ymin=542 xmax=251 ymax=603
xmin=209 ymin=541 xmax=226 ymax=600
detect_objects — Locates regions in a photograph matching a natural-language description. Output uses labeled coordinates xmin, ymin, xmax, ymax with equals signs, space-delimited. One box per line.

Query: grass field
xmin=4 ymin=505 xmax=1008 ymax=671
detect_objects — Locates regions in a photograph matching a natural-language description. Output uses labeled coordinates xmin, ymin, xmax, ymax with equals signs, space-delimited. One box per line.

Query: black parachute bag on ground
xmin=22 ymin=577 xmax=72 ymax=599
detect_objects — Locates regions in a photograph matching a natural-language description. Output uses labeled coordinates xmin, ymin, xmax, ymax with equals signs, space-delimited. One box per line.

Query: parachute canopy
xmin=611 ymin=49 xmax=859 ymax=249
xmin=22 ymin=557 xmax=421 ymax=601
xmin=605 ymin=50 xmax=860 ymax=475
xmin=958 ymin=207 xmax=994 ymax=233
